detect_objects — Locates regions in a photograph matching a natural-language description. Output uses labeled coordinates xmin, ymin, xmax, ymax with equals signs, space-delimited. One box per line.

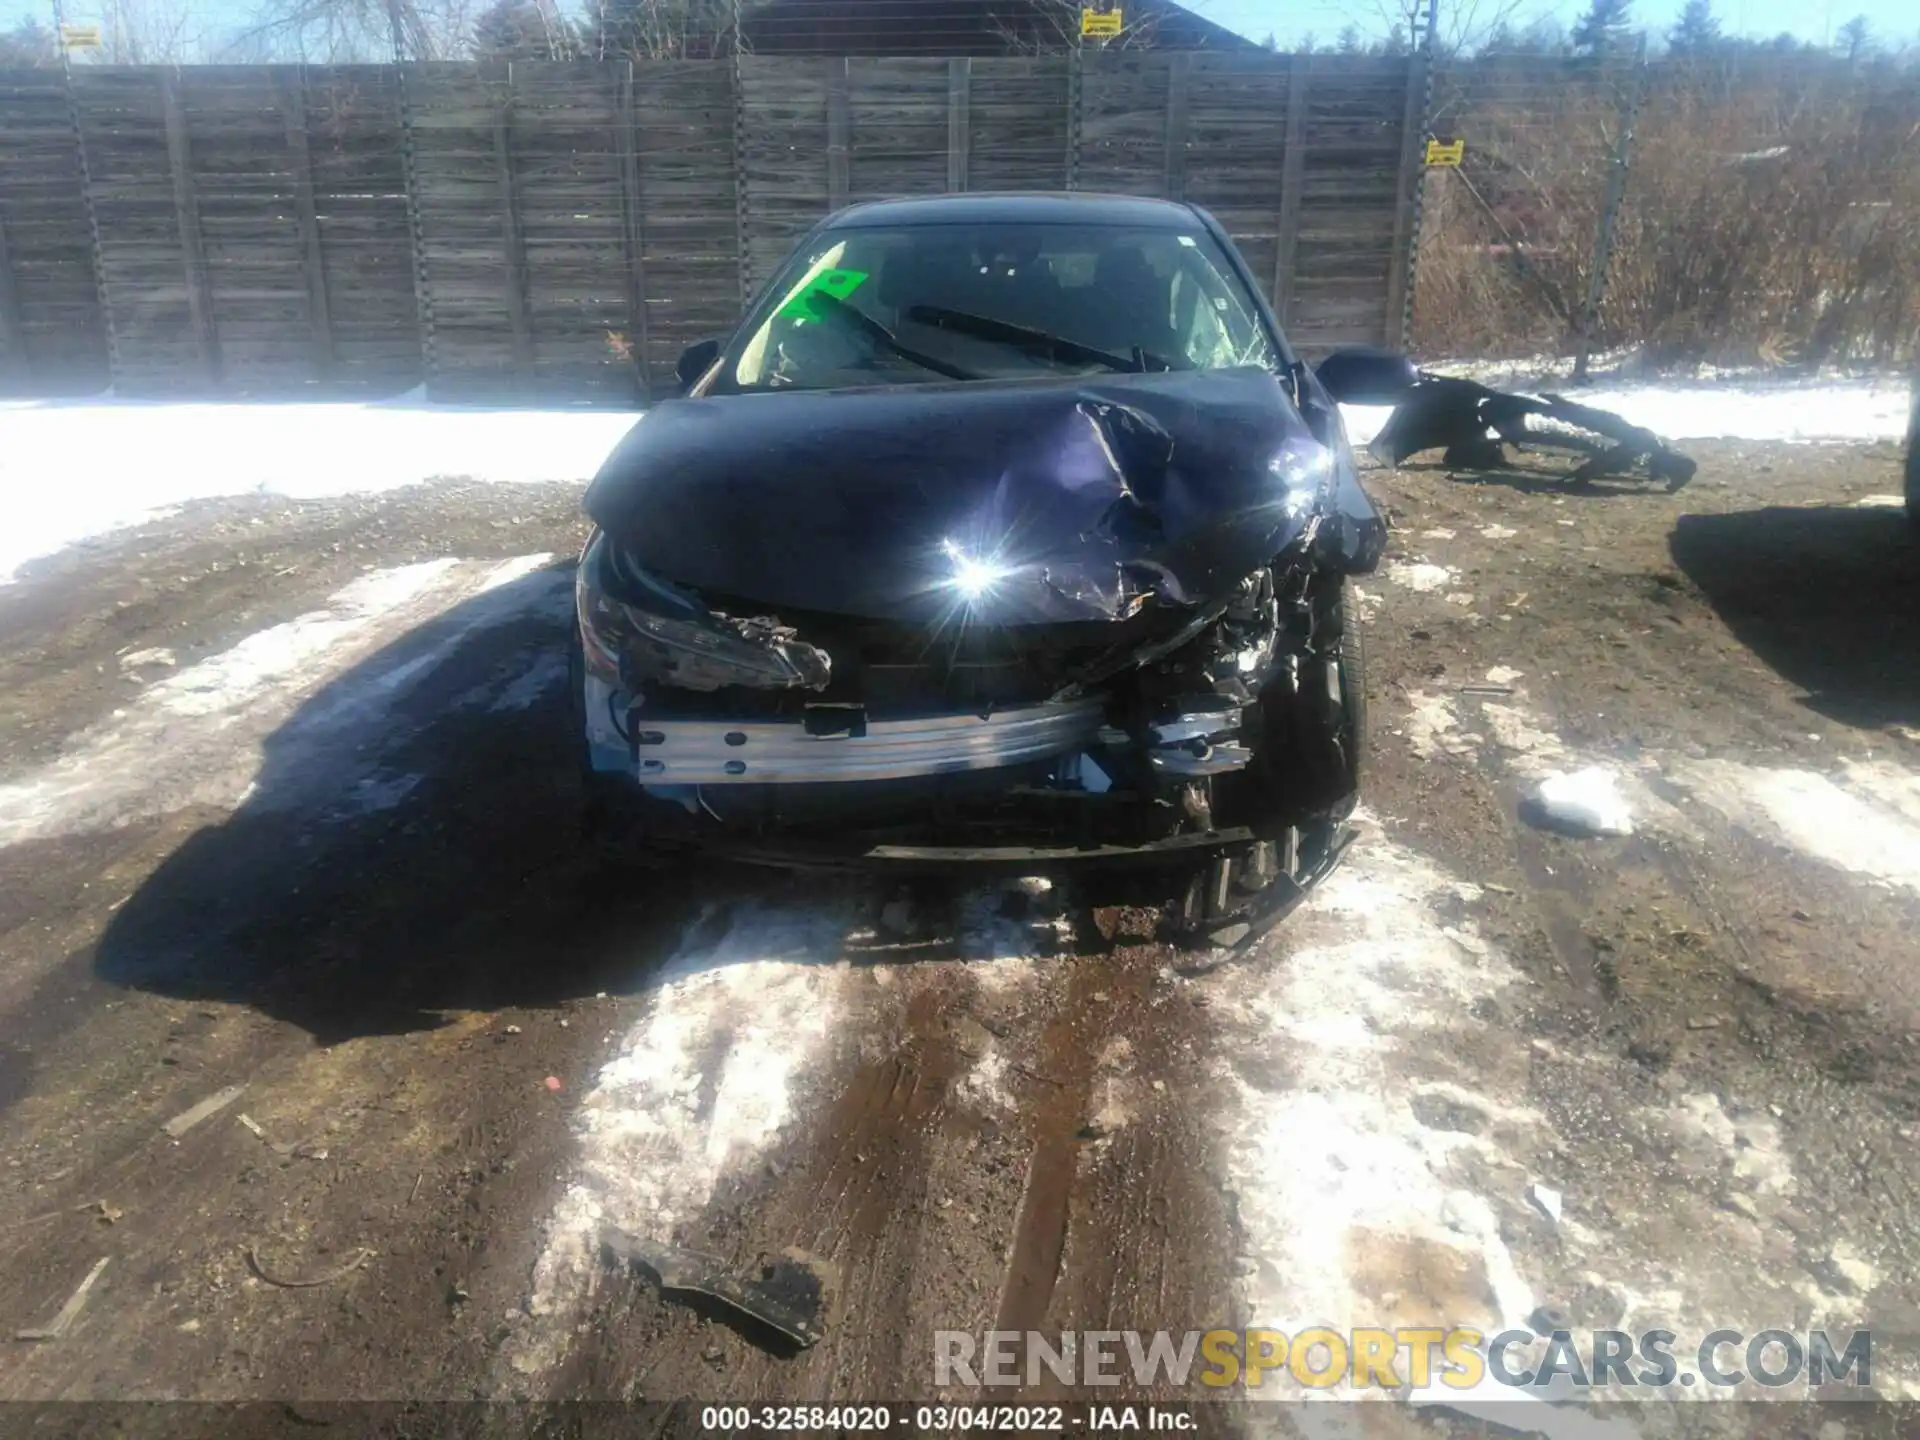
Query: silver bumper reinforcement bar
xmin=632 ymin=699 xmax=1107 ymax=785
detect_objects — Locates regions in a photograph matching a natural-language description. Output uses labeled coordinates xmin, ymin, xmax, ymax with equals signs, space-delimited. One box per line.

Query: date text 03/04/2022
xmin=697 ymin=1405 xmax=1194 ymax=1431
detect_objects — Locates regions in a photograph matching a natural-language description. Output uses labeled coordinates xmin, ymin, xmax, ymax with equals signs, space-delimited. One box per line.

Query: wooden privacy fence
xmin=0 ymin=53 xmax=1429 ymax=403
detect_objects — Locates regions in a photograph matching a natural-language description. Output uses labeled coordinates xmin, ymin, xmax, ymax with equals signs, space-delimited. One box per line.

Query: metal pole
xmin=1573 ymin=31 xmax=1646 ymax=384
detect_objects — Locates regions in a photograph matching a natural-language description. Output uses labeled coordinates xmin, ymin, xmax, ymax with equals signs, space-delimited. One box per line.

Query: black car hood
xmin=583 ymin=367 xmax=1337 ymax=626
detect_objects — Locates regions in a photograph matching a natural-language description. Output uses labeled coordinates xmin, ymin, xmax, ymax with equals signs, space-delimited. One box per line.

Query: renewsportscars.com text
xmin=933 ymin=1328 xmax=1873 ymax=1393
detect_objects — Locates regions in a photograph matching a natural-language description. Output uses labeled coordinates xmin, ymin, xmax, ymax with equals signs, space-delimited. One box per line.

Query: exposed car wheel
xmin=1262 ymin=572 xmax=1367 ymax=825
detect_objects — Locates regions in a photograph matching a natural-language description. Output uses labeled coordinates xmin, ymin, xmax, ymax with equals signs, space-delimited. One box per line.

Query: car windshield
xmin=718 ymin=221 xmax=1279 ymax=394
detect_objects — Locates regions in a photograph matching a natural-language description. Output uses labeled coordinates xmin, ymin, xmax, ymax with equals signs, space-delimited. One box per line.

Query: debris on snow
xmin=1522 ymin=767 xmax=1635 ymax=838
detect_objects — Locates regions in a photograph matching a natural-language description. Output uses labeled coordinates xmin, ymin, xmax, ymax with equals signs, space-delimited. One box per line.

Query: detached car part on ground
xmin=1363 ymin=369 xmax=1698 ymax=490
xmin=570 ymin=195 xmax=1413 ymax=949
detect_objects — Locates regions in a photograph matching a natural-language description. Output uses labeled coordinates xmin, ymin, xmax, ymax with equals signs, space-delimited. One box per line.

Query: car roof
xmin=825 ymin=193 xmax=1202 ymax=230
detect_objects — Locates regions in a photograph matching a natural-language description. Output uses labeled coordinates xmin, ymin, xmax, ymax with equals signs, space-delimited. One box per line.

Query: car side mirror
xmin=676 ymin=339 xmax=722 ymax=392
xmin=1314 ymin=347 xmax=1419 ymax=406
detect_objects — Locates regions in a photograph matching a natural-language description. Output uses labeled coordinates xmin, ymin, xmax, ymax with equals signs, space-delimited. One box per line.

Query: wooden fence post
xmin=59 ymin=53 xmax=120 ymax=386
xmin=614 ymin=60 xmax=651 ymax=395
xmin=397 ymin=67 xmax=438 ymax=386
xmin=0 ymin=214 xmax=24 ymax=383
xmin=493 ymin=64 xmax=534 ymax=376
xmin=947 ymin=58 xmax=971 ymax=193
xmin=732 ymin=52 xmax=752 ymax=304
xmin=1384 ymin=49 xmax=1431 ymax=351
xmin=826 ymin=57 xmax=851 ymax=213
xmin=1162 ymin=52 xmax=1190 ymax=201
xmin=1271 ymin=53 xmax=1310 ymax=327
xmin=160 ymin=69 xmax=220 ymax=385
xmin=1064 ymin=49 xmax=1083 ymax=192
xmin=277 ymin=66 xmax=336 ymax=383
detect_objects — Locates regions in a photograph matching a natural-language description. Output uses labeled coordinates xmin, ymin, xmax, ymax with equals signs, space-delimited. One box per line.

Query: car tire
xmin=1259 ymin=573 xmax=1367 ymax=824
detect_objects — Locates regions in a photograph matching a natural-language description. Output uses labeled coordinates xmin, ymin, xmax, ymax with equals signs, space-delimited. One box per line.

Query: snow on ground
xmin=1664 ymin=757 xmax=1920 ymax=894
xmin=1209 ymin=814 xmax=1549 ymax=1395
xmin=1395 ymin=678 xmax=1920 ymax=893
xmin=0 ymin=396 xmax=636 ymax=584
xmin=1337 ymin=378 xmax=1910 ymax=451
xmin=496 ymin=899 xmax=858 ymax=1386
xmin=0 ymin=555 xmax=566 ymax=845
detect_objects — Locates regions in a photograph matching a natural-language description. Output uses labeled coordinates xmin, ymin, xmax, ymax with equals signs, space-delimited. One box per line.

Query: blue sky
xmin=1211 ymin=0 xmax=1917 ymax=48
xmin=8 ymin=0 xmax=1918 ymax=55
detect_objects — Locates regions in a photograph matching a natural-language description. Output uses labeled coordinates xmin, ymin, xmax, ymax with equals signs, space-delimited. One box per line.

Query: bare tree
xmin=473 ymin=0 xmax=579 ymax=58
xmin=235 ymin=0 xmax=479 ymax=61
xmin=0 ymin=16 xmax=59 ymax=64
xmin=1369 ymin=0 xmax=1530 ymax=58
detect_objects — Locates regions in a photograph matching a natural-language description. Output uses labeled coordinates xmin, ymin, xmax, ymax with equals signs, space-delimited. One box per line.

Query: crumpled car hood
xmin=583 ymin=367 xmax=1337 ymax=625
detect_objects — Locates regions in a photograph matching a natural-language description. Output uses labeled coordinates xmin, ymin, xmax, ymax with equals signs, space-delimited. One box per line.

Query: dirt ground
xmin=0 ymin=430 xmax=1916 ymax=1436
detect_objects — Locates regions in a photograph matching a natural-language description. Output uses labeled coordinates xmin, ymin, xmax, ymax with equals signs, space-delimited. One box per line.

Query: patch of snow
xmin=1852 ymin=494 xmax=1908 ymax=508
xmin=1384 ymin=560 xmax=1457 ymax=593
xmin=1480 ymin=524 xmax=1518 ymax=541
xmin=1404 ymin=690 xmax=1473 ymax=760
xmin=1342 ymin=379 xmax=1908 ymax=453
xmin=1477 ymin=702 xmax=1569 ymax=769
xmin=489 ymin=650 xmax=570 ymax=712
xmin=1524 ymin=767 xmax=1635 ymax=838
xmin=1213 ymin=818 xmax=1545 ymax=1395
xmin=1485 ymin=666 xmax=1523 ymax=685
xmin=0 ymin=398 xmax=635 ymax=584
xmin=1420 ymin=527 xmax=1457 ymax=540
xmin=957 ymin=1045 xmax=1016 ymax=1112
xmin=1666 ymin=758 xmax=1920 ymax=893
xmin=0 ymin=556 xmax=561 ymax=846
xmin=498 ymin=898 xmax=854 ymax=1385
xmin=1339 ymin=403 xmax=1398 ymax=449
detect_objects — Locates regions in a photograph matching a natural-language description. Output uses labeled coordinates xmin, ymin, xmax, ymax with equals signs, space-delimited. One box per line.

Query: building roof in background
xmin=738 ymin=0 xmax=1260 ymax=55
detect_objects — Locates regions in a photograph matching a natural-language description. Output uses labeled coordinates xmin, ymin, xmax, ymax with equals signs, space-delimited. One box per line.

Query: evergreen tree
xmin=1570 ymin=0 xmax=1632 ymax=56
xmin=1834 ymin=14 xmax=1873 ymax=62
xmin=1666 ymin=0 xmax=1720 ymax=54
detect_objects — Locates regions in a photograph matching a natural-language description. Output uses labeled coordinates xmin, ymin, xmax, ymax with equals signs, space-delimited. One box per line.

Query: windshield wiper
xmin=905 ymin=305 xmax=1175 ymax=375
xmin=805 ymin=293 xmax=981 ymax=382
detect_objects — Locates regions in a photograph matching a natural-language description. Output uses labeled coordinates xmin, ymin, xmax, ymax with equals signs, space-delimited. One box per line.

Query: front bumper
xmin=628 ymin=699 xmax=1107 ymax=785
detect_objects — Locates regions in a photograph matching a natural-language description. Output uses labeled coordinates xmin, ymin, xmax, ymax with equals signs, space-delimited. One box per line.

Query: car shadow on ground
xmin=1669 ymin=503 xmax=1920 ymax=728
xmin=88 ymin=564 xmax=758 ymax=1045
xmin=1375 ymin=456 xmax=1687 ymax=498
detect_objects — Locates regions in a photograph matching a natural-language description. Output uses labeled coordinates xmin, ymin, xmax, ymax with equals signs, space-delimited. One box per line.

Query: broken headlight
xmin=575 ymin=530 xmax=831 ymax=693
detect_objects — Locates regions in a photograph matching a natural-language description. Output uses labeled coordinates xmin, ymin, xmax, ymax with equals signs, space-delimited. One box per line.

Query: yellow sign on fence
xmin=58 ymin=23 xmax=102 ymax=49
xmin=1425 ymin=138 xmax=1466 ymax=167
xmin=1080 ymin=7 xmax=1124 ymax=38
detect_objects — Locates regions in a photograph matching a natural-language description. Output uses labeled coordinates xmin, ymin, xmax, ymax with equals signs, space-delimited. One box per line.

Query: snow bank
xmin=1340 ymin=379 xmax=1910 ymax=450
xmin=0 ymin=396 xmax=637 ymax=584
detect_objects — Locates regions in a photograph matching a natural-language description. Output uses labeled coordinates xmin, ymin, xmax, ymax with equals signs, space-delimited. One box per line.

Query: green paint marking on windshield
xmin=777 ymin=268 xmax=870 ymax=321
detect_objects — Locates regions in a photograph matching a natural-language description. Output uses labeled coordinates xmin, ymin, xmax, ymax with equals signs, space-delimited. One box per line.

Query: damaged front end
xmin=574 ymin=368 xmax=1383 ymax=945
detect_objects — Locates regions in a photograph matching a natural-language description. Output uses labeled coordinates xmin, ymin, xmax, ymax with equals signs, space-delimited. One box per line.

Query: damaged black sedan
xmin=570 ymin=194 xmax=1412 ymax=946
